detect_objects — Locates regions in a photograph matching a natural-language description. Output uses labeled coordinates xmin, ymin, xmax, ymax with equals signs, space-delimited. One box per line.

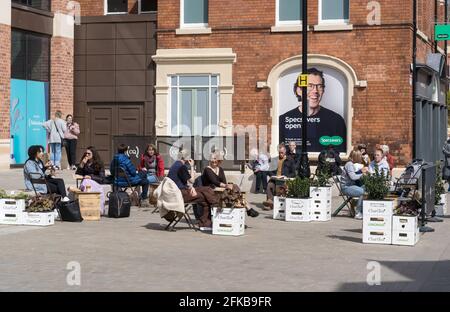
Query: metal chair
xmin=331 ymin=175 xmax=355 ymax=217
xmin=165 ymin=202 xmax=198 ymax=232
xmin=113 ymin=167 xmax=143 ymax=207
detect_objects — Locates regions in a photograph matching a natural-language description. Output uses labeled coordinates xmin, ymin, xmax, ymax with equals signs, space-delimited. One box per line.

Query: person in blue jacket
xmin=110 ymin=144 xmax=150 ymax=206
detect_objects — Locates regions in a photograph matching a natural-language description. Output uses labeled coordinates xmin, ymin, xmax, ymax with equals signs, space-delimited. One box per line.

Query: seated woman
xmin=340 ymin=149 xmax=368 ymax=220
xmin=248 ymin=148 xmax=270 ymax=194
xmin=202 ymin=153 xmax=259 ymax=218
xmin=75 ymin=146 xmax=107 ymax=215
xmin=139 ymin=144 xmax=165 ymax=184
xmin=168 ymin=150 xmax=218 ymax=231
xmin=23 ymin=145 xmax=70 ymax=201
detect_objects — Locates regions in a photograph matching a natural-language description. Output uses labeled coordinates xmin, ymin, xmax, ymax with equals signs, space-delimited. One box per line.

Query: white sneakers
xmin=61 ymin=196 xmax=70 ymax=202
xmin=354 ymin=212 xmax=363 ymax=220
xmin=199 ymin=227 xmax=212 ymax=232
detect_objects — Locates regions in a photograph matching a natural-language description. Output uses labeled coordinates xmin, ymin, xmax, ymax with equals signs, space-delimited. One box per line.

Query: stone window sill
xmin=175 ymin=27 xmax=212 ymax=35
xmin=271 ymin=25 xmax=310 ymax=33
xmin=313 ymin=24 xmax=353 ymax=32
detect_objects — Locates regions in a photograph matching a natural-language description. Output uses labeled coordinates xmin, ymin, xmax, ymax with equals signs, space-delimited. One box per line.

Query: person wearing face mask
xmin=279 ymin=68 xmax=347 ymax=152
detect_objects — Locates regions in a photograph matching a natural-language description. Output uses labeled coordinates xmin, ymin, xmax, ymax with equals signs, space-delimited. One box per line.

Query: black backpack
xmin=108 ymin=191 xmax=131 ymax=218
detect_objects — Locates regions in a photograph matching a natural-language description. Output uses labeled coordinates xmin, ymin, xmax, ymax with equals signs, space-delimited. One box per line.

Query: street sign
xmin=298 ymin=74 xmax=308 ymax=88
xmin=435 ymin=24 xmax=450 ymax=41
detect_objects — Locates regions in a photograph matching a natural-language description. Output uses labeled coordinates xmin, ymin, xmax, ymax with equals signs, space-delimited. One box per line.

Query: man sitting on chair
xmin=168 ymin=149 xmax=219 ymax=231
xmin=110 ymin=144 xmax=150 ymax=207
xmin=262 ymin=144 xmax=297 ymax=210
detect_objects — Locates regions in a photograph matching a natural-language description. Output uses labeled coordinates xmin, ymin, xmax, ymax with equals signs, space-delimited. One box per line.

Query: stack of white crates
xmin=273 ymin=196 xmax=286 ymax=220
xmin=0 ymin=198 xmax=54 ymax=227
xmin=285 ymin=198 xmax=311 ymax=222
xmin=392 ymin=215 xmax=420 ymax=246
xmin=212 ymin=207 xmax=245 ymax=236
xmin=309 ymin=187 xmax=332 ymax=222
xmin=362 ymin=200 xmax=394 ymax=245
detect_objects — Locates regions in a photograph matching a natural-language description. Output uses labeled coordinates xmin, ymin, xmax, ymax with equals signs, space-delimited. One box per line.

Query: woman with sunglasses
xmin=201 ymin=152 xmax=259 ymax=218
xmin=75 ymin=146 xmax=107 ymax=214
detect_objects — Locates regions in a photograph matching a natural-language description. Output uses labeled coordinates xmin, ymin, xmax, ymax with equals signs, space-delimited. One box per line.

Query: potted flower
xmin=310 ymin=162 xmax=332 ymax=221
xmin=285 ymin=177 xmax=311 ymax=222
xmin=361 ymin=166 xmax=395 ymax=245
xmin=434 ymin=162 xmax=446 ymax=217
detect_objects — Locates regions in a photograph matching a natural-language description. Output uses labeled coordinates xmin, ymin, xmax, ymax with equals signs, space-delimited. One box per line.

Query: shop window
xmin=139 ymin=0 xmax=157 ymax=13
xmin=12 ymin=0 xmax=51 ymax=11
xmin=105 ymin=0 xmax=128 ymax=15
xmin=276 ymin=0 xmax=302 ymax=25
xmin=319 ymin=0 xmax=349 ymax=24
xmin=11 ymin=29 xmax=50 ymax=82
xmin=181 ymin=0 xmax=208 ymax=28
xmin=170 ymin=75 xmax=219 ymax=136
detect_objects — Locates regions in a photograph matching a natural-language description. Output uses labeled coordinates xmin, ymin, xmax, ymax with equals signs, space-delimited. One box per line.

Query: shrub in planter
xmin=435 ymin=162 xmax=445 ymax=206
xmin=26 ymin=196 xmax=54 ymax=213
xmin=286 ymin=177 xmax=310 ymax=199
xmin=361 ymin=165 xmax=390 ymax=200
xmin=285 ymin=177 xmax=311 ymax=222
xmin=311 ymin=162 xmax=332 ymax=188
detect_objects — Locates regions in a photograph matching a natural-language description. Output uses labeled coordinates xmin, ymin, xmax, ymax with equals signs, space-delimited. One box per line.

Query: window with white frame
xmin=105 ymin=0 xmax=128 ymax=15
xmin=319 ymin=0 xmax=349 ymax=24
xmin=276 ymin=0 xmax=302 ymax=25
xmin=139 ymin=0 xmax=157 ymax=13
xmin=170 ymin=75 xmax=219 ymax=136
xmin=181 ymin=0 xmax=208 ymax=28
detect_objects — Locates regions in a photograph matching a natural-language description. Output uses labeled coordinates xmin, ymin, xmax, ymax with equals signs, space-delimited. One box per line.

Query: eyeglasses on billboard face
xmin=307 ymin=83 xmax=324 ymax=91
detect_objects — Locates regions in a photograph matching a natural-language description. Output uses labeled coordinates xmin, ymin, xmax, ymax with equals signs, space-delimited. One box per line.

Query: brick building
xmin=154 ymin=0 xmax=449 ymax=166
xmin=0 ymin=0 xmax=75 ymax=168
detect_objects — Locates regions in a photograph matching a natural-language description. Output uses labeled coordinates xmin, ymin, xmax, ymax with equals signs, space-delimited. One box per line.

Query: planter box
xmin=285 ymin=198 xmax=311 ymax=222
xmin=309 ymin=187 xmax=332 ymax=222
xmin=362 ymin=199 xmax=396 ymax=245
xmin=392 ymin=215 xmax=420 ymax=246
xmin=0 ymin=210 xmax=24 ymax=225
xmin=273 ymin=196 xmax=286 ymax=220
xmin=0 ymin=199 xmax=26 ymax=214
xmin=73 ymin=191 xmax=101 ymax=221
xmin=435 ymin=204 xmax=444 ymax=217
xmin=22 ymin=212 xmax=55 ymax=227
xmin=212 ymin=207 xmax=245 ymax=236
xmin=435 ymin=194 xmax=448 ymax=216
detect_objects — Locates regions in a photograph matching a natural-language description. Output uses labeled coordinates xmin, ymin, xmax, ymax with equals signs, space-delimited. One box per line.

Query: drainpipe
xmin=413 ymin=0 xmax=417 ymax=159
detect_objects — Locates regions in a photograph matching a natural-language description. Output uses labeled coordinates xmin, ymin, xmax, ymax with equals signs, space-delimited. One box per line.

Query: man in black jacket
xmin=263 ymin=144 xmax=297 ymax=210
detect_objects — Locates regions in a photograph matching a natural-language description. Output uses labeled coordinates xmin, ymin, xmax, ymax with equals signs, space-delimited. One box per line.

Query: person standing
xmin=64 ymin=114 xmax=80 ymax=170
xmin=43 ymin=110 xmax=67 ymax=170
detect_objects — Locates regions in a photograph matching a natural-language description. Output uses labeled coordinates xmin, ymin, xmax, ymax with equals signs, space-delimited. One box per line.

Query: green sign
xmin=319 ymin=136 xmax=343 ymax=146
xmin=435 ymin=24 xmax=450 ymax=41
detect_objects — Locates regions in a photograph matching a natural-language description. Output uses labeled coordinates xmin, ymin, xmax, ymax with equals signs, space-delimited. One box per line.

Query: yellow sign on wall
xmin=298 ymin=74 xmax=308 ymax=87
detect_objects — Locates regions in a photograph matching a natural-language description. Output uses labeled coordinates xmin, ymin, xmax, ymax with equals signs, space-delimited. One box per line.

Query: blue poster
xmin=10 ymin=79 xmax=49 ymax=164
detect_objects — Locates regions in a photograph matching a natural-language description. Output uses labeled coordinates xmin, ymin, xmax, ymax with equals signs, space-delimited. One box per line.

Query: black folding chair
xmin=165 ymin=202 xmax=198 ymax=232
xmin=27 ymin=172 xmax=62 ymax=218
xmin=332 ymin=175 xmax=355 ymax=217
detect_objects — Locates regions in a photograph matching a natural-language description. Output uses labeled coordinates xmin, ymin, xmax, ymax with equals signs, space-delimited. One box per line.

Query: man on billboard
xmin=279 ymin=68 xmax=347 ymax=152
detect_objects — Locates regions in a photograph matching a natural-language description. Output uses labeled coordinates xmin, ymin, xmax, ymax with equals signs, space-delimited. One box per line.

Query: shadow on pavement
xmin=327 ymin=235 xmax=362 ymax=244
xmin=343 ymin=228 xmax=362 ymax=234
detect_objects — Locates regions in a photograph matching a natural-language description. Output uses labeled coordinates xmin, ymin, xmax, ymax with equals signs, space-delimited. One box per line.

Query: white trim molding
xmin=152 ymin=48 xmax=237 ymax=137
xmin=175 ymin=27 xmax=212 ymax=35
xmin=266 ymin=54 xmax=363 ymax=157
xmin=271 ymin=25 xmax=310 ymax=33
xmin=180 ymin=0 xmax=209 ymax=29
xmin=313 ymin=24 xmax=353 ymax=32
xmin=104 ymin=0 xmax=128 ymax=15
xmin=0 ymin=0 xmax=11 ymax=26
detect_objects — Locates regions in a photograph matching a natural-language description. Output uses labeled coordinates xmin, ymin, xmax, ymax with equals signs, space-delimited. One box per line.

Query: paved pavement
xmin=0 ymin=169 xmax=450 ymax=292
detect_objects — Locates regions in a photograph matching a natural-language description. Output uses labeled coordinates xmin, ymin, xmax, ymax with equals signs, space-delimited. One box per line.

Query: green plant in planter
xmin=26 ymin=196 xmax=54 ymax=213
xmin=435 ymin=162 xmax=446 ymax=206
xmin=311 ymin=162 xmax=332 ymax=187
xmin=286 ymin=177 xmax=310 ymax=199
xmin=361 ymin=165 xmax=390 ymax=200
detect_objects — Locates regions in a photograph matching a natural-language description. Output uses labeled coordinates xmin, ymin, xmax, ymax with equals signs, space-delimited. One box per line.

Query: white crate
xmin=309 ymin=187 xmax=331 ymax=201
xmin=273 ymin=196 xmax=286 ymax=220
xmin=0 ymin=210 xmax=24 ymax=225
xmin=392 ymin=228 xmax=420 ymax=246
xmin=285 ymin=198 xmax=311 ymax=222
xmin=435 ymin=204 xmax=444 ymax=217
xmin=392 ymin=215 xmax=419 ymax=232
xmin=363 ymin=227 xmax=392 ymax=245
xmin=310 ymin=199 xmax=331 ymax=222
xmin=363 ymin=199 xmax=396 ymax=217
xmin=0 ymin=199 xmax=26 ymax=214
xmin=212 ymin=207 xmax=245 ymax=236
xmin=363 ymin=214 xmax=392 ymax=232
xmin=22 ymin=212 xmax=55 ymax=227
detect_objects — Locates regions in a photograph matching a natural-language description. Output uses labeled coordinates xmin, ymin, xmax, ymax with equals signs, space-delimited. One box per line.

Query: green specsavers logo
xmin=319 ymin=136 xmax=343 ymax=146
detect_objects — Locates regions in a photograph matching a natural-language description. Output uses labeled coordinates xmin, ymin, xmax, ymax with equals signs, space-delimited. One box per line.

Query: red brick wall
xmin=51 ymin=37 xmax=74 ymax=117
xmin=77 ymin=0 xmax=140 ymax=16
xmin=0 ymin=23 xmax=11 ymax=140
xmin=157 ymin=0 xmax=446 ymax=165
